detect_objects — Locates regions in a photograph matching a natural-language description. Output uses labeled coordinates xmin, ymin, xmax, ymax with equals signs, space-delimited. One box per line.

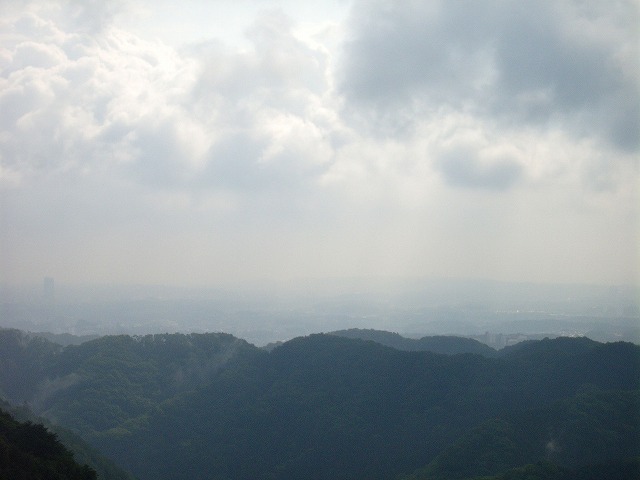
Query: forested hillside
xmin=0 ymin=329 xmax=258 ymax=433
xmin=0 ymin=328 xmax=638 ymax=479
xmin=0 ymin=407 xmax=97 ymax=480
xmin=1 ymin=399 xmax=136 ymax=480
xmin=329 ymin=328 xmax=497 ymax=356
xmin=404 ymin=388 xmax=640 ymax=479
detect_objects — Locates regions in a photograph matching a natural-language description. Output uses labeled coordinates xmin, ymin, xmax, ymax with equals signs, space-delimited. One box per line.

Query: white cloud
xmin=0 ymin=0 xmax=637 ymax=287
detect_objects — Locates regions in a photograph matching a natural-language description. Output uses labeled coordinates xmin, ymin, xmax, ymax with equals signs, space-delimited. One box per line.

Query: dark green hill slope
xmin=444 ymin=458 xmax=640 ymax=480
xmin=0 ymin=407 xmax=97 ymax=480
xmin=498 ymin=336 xmax=600 ymax=359
xmin=405 ymin=387 xmax=640 ymax=479
xmin=93 ymin=335 xmax=639 ymax=480
xmin=1 ymin=330 xmax=638 ymax=480
xmin=0 ymin=329 xmax=259 ymax=434
xmin=329 ymin=328 xmax=497 ymax=356
xmin=2 ymin=401 xmax=136 ymax=480
xmin=0 ymin=329 xmax=62 ymax=402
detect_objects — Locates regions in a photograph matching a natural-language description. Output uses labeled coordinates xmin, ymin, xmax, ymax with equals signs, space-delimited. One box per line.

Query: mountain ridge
xmin=328 ymin=328 xmax=498 ymax=356
xmin=0 ymin=328 xmax=637 ymax=480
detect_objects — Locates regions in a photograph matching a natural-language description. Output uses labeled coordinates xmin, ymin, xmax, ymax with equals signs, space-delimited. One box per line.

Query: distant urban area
xmin=1 ymin=277 xmax=637 ymax=348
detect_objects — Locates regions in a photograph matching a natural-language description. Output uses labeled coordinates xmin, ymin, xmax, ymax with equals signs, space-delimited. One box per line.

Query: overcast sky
xmin=1 ymin=0 xmax=638 ymax=289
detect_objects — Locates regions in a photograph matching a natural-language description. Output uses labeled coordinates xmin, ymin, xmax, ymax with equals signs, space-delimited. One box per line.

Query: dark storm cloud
xmin=339 ymin=1 xmax=491 ymax=105
xmin=604 ymin=93 xmax=640 ymax=152
xmin=340 ymin=0 xmax=639 ymax=151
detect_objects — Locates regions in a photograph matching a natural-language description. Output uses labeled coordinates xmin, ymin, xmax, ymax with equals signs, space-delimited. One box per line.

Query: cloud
xmin=0 ymin=4 xmax=342 ymax=220
xmin=435 ymin=148 xmax=523 ymax=191
xmin=0 ymin=7 xmax=197 ymax=182
xmin=186 ymin=10 xmax=336 ymax=195
xmin=5 ymin=0 xmax=633 ymax=198
xmin=0 ymin=0 xmax=637 ymax=286
xmin=340 ymin=0 xmax=640 ymax=151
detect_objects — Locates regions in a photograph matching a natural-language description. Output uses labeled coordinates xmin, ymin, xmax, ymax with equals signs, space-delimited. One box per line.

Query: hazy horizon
xmin=2 ymin=275 xmax=638 ymax=346
xmin=1 ymin=0 xmax=639 ymax=290
xmin=2 ymin=274 xmax=639 ymax=300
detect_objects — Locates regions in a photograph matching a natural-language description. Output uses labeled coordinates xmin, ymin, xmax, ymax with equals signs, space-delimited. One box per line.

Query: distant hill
xmin=498 ymin=336 xmax=600 ymax=359
xmin=329 ymin=328 xmax=497 ymax=356
xmin=0 ymin=329 xmax=638 ymax=480
xmin=28 ymin=331 xmax=101 ymax=346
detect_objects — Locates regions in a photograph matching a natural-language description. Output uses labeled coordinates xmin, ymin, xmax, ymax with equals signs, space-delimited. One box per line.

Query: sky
xmin=0 ymin=0 xmax=638 ymax=290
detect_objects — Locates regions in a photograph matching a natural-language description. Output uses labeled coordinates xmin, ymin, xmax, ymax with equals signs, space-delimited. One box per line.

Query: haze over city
xmin=1 ymin=0 xmax=638 ymax=293
xmin=1 ymin=6 xmax=639 ymax=478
